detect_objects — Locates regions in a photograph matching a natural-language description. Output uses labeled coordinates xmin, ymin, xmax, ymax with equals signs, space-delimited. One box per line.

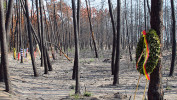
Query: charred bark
xmin=108 ymin=0 xmax=116 ymax=75
xmin=0 ymin=0 xmax=12 ymax=92
xmin=72 ymin=0 xmax=81 ymax=94
xmin=24 ymin=0 xmax=39 ymax=77
xmin=113 ymin=0 xmax=121 ymax=85
xmin=85 ymin=0 xmax=98 ymax=58
xmin=169 ymin=0 xmax=176 ymax=77
xmin=148 ymin=0 xmax=164 ymax=99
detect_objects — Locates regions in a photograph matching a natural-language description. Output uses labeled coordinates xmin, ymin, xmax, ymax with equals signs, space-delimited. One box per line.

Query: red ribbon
xmin=136 ymin=30 xmax=150 ymax=80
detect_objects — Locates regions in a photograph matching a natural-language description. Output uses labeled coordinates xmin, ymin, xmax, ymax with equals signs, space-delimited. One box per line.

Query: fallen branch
xmin=46 ymin=41 xmax=72 ymax=61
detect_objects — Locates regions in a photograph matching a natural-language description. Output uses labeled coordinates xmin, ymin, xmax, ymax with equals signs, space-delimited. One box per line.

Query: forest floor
xmin=0 ymin=49 xmax=177 ymax=100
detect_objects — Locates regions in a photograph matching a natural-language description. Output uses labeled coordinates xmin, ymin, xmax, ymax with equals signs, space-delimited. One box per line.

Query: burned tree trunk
xmin=148 ymin=0 xmax=164 ymax=99
xmin=0 ymin=0 xmax=12 ymax=92
xmin=144 ymin=0 xmax=147 ymax=31
xmin=113 ymin=0 xmax=121 ymax=85
xmin=24 ymin=0 xmax=39 ymax=77
xmin=0 ymin=62 xmax=3 ymax=82
xmin=169 ymin=0 xmax=176 ymax=77
xmin=19 ymin=2 xmax=23 ymax=63
xmin=124 ymin=0 xmax=132 ymax=62
xmin=85 ymin=0 xmax=98 ymax=58
xmin=39 ymin=0 xmax=48 ymax=74
xmin=5 ymin=0 xmax=13 ymax=44
xmin=1 ymin=0 xmax=13 ymax=83
xmin=36 ymin=0 xmax=43 ymax=67
xmin=108 ymin=0 xmax=116 ymax=75
xmin=72 ymin=0 xmax=81 ymax=94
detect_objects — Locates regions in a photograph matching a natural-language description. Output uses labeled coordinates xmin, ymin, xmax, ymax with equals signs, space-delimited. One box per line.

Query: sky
xmin=28 ymin=0 xmax=176 ymax=40
xmin=29 ymin=0 xmax=177 ymax=11
xmin=63 ymin=0 xmax=117 ymax=9
xmin=62 ymin=0 xmax=177 ymax=10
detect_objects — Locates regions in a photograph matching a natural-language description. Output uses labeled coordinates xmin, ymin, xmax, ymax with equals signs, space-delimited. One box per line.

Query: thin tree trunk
xmin=85 ymin=0 xmax=98 ymax=58
xmin=0 ymin=62 xmax=3 ymax=82
xmin=125 ymin=14 xmax=132 ymax=62
xmin=39 ymin=0 xmax=48 ymax=74
xmin=24 ymin=0 xmax=39 ymax=77
xmin=53 ymin=3 xmax=58 ymax=53
xmin=31 ymin=0 xmax=33 ymax=20
xmin=135 ymin=2 xmax=138 ymax=47
xmin=45 ymin=46 xmax=52 ymax=71
xmin=42 ymin=4 xmax=53 ymax=71
xmin=45 ymin=1 xmax=56 ymax=60
xmin=130 ymin=0 xmax=134 ymax=50
xmin=0 ymin=0 xmax=12 ymax=92
xmin=60 ymin=0 xmax=64 ymax=55
xmin=125 ymin=0 xmax=132 ymax=62
xmin=10 ymin=11 xmax=14 ymax=52
xmin=5 ymin=0 xmax=13 ymax=45
xmin=122 ymin=14 xmax=125 ymax=50
xmin=19 ymin=2 xmax=23 ymax=63
xmin=1 ymin=0 xmax=13 ymax=83
xmin=108 ymin=0 xmax=116 ymax=75
xmin=146 ymin=0 xmax=151 ymax=14
xmin=16 ymin=0 xmax=19 ymax=53
xmin=148 ymin=0 xmax=164 ymax=99
xmin=144 ymin=0 xmax=147 ymax=30
xmin=138 ymin=0 xmax=141 ymax=35
xmin=113 ymin=0 xmax=121 ymax=85
xmin=169 ymin=0 xmax=176 ymax=76
xmin=72 ymin=0 xmax=81 ymax=94
xmin=164 ymin=0 xmax=167 ymax=50
xmin=36 ymin=0 xmax=43 ymax=67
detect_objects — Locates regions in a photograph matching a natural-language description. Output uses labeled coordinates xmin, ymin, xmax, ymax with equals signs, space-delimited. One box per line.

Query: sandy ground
xmin=0 ymin=49 xmax=177 ymax=100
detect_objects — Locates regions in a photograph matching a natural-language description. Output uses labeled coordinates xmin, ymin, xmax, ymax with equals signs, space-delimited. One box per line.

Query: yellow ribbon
xmin=142 ymin=30 xmax=150 ymax=80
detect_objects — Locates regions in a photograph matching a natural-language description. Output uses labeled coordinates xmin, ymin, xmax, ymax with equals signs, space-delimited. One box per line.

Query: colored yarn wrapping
xmin=136 ymin=29 xmax=160 ymax=75
xmin=13 ymin=48 xmax=16 ymax=59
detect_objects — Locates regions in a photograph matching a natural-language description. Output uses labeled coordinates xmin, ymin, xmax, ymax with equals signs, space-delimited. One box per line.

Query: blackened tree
xmin=72 ymin=0 xmax=81 ymax=94
xmin=169 ymin=0 xmax=176 ymax=77
xmin=113 ymin=0 xmax=121 ymax=85
xmin=148 ymin=0 xmax=164 ymax=99
xmin=0 ymin=0 xmax=12 ymax=92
